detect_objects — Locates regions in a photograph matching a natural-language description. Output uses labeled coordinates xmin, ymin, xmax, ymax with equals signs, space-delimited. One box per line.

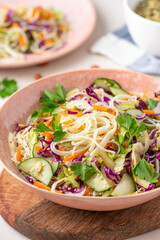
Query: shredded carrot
xmin=85 ymin=185 xmax=91 ymax=196
xmin=33 ymin=180 xmax=51 ymax=191
xmin=62 ymin=112 xmax=68 ymax=117
xmin=34 ymin=146 xmax=41 ymax=151
xmin=34 ymin=146 xmax=46 ymax=153
xmin=44 ymin=39 xmax=53 ymax=45
xmin=115 ymin=129 xmax=120 ymax=134
xmin=58 ymin=114 xmax=61 ymax=124
xmin=60 ymin=23 xmax=67 ymax=31
xmin=143 ymin=110 xmax=156 ymax=115
xmin=105 ymin=142 xmax=116 ymax=149
xmin=16 ymin=146 xmax=21 ymax=162
xmin=75 ymin=175 xmax=79 ymax=181
xmin=112 ymin=108 xmax=116 ymax=115
xmin=92 ymin=105 xmax=115 ymax=115
xmin=38 ymin=32 xmax=45 ymax=38
xmin=46 ymin=132 xmax=54 ymax=142
xmin=64 ymin=150 xmax=87 ymax=162
xmin=13 ymin=23 xmax=19 ymax=28
xmin=32 ymin=8 xmax=37 ymax=17
xmin=122 ymin=98 xmax=129 ymax=101
xmin=19 ymin=34 xmax=26 ymax=47
xmin=129 ymin=93 xmax=134 ymax=96
xmin=59 ymin=106 xmax=79 ymax=113
xmin=77 ymin=111 xmax=84 ymax=117
xmin=158 ymin=96 xmax=160 ymax=101
xmin=156 ymin=181 xmax=160 ymax=187
xmin=63 ymin=119 xmax=75 ymax=125
xmin=141 ymin=89 xmax=148 ymax=100
xmin=45 ymin=119 xmax=53 ymax=126
xmin=78 ymin=124 xmax=85 ymax=131
xmin=59 ymin=148 xmax=65 ymax=151
xmin=54 ymin=190 xmax=63 ymax=194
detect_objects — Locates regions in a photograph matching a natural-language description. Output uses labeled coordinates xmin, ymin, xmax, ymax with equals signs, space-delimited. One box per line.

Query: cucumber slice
xmin=99 ymin=151 xmax=115 ymax=169
xmin=85 ymin=173 xmax=112 ymax=192
xmin=111 ymin=173 xmax=135 ymax=196
xmin=52 ymin=107 xmax=64 ymax=114
xmin=125 ymin=108 xmax=144 ymax=118
xmin=29 ymin=129 xmax=38 ymax=145
xmin=32 ymin=141 xmax=42 ymax=157
xmin=51 ymin=161 xmax=60 ymax=174
xmin=18 ymin=157 xmax=53 ymax=185
xmin=117 ymin=101 xmax=139 ymax=111
xmin=110 ymin=86 xmax=129 ymax=96
xmin=94 ymin=78 xmax=121 ymax=90
xmin=66 ymin=88 xmax=79 ymax=100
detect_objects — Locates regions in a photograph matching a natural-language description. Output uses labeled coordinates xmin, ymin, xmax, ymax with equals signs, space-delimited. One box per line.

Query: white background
xmin=0 ymin=0 xmax=160 ymax=239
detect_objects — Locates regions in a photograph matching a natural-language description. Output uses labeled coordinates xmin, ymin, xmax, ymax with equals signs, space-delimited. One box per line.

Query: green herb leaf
xmin=51 ymin=114 xmax=59 ymax=131
xmin=40 ymin=97 xmax=59 ymax=108
xmin=44 ymin=89 xmax=55 ymax=101
xmin=116 ymin=113 xmax=135 ymax=131
xmin=55 ymin=84 xmax=66 ymax=102
xmin=53 ymin=130 xmax=67 ymax=142
xmin=34 ymin=122 xmax=52 ymax=132
xmin=116 ymin=113 xmax=146 ymax=147
xmin=31 ymin=107 xmax=55 ymax=119
xmin=132 ymin=158 xmax=158 ymax=183
xmin=147 ymin=97 xmax=158 ymax=110
xmin=137 ymin=121 xmax=147 ymax=133
xmin=0 ymin=77 xmax=18 ymax=98
xmin=70 ymin=162 xmax=99 ymax=182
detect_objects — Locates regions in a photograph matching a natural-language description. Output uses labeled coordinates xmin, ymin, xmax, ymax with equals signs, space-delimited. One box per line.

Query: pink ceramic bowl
xmin=0 ymin=69 xmax=160 ymax=211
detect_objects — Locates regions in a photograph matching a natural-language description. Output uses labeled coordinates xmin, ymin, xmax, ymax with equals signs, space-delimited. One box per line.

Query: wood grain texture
xmin=0 ymin=170 xmax=43 ymax=226
xmin=0 ymin=170 xmax=160 ymax=240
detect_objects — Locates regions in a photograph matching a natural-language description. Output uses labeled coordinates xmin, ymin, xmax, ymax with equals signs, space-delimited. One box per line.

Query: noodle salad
xmin=9 ymin=78 xmax=160 ymax=196
xmin=0 ymin=5 xmax=70 ymax=58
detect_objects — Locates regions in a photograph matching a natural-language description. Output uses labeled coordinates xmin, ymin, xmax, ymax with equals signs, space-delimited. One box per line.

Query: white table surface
xmin=0 ymin=0 xmax=160 ymax=239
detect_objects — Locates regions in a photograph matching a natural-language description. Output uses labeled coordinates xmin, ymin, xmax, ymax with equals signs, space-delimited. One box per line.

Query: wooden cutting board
xmin=0 ymin=170 xmax=160 ymax=240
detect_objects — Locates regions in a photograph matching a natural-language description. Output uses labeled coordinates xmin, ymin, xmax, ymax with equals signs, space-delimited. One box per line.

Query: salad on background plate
xmin=0 ymin=4 xmax=70 ymax=59
xmin=8 ymin=77 xmax=160 ymax=197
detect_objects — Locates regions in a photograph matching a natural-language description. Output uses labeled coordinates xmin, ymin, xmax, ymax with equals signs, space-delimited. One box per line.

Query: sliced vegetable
xmin=66 ymin=88 xmax=79 ymax=100
xmin=125 ymin=108 xmax=144 ymax=118
xmin=110 ymin=86 xmax=129 ymax=96
xmin=18 ymin=157 xmax=53 ymax=185
xmin=99 ymin=151 xmax=115 ymax=169
xmin=85 ymin=172 xmax=112 ymax=192
xmin=32 ymin=141 xmax=42 ymax=157
xmin=33 ymin=180 xmax=51 ymax=191
xmin=111 ymin=173 xmax=135 ymax=196
xmin=117 ymin=101 xmax=139 ymax=111
xmin=94 ymin=78 xmax=121 ymax=90
xmin=16 ymin=146 xmax=21 ymax=162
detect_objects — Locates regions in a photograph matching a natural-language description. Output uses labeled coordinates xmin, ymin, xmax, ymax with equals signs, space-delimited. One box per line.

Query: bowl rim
xmin=124 ymin=0 xmax=160 ymax=26
xmin=0 ymin=68 xmax=160 ymax=201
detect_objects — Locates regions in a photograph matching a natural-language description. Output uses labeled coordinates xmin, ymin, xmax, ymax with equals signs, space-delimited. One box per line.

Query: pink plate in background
xmin=0 ymin=0 xmax=96 ymax=68
xmin=0 ymin=69 xmax=160 ymax=211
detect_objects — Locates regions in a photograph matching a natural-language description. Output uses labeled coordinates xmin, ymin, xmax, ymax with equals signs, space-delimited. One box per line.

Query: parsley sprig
xmin=0 ymin=77 xmax=18 ymax=98
xmin=116 ymin=113 xmax=147 ymax=151
xmin=147 ymin=97 xmax=158 ymax=110
xmin=31 ymin=84 xmax=66 ymax=119
xmin=132 ymin=155 xmax=158 ymax=183
xmin=70 ymin=162 xmax=99 ymax=182
xmin=34 ymin=114 xmax=67 ymax=142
